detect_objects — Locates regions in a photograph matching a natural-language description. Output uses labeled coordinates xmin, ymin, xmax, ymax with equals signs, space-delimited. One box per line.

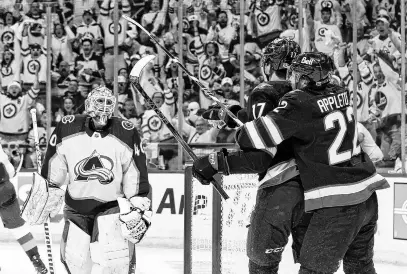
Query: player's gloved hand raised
xmin=118 ymin=196 xmax=152 ymax=244
xmin=202 ymin=105 xmax=243 ymax=129
xmin=192 ymin=149 xmax=230 ymax=185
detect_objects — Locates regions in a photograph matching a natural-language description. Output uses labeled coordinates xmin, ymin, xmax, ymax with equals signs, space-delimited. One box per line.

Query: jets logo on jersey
xmin=200 ymin=65 xmax=212 ymax=80
xmin=321 ymin=0 xmax=333 ymax=9
xmin=27 ymin=60 xmax=41 ymax=74
xmin=318 ymin=27 xmax=328 ymax=38
xmin=3 ymin=103 xmax=17 ymax=119
xmin=62 ymin=115 xmax=75 ymax=124
xmin=188 ymin=39 xmax=196 ymax=55
xmin=148 ymin=115 xmax=162 ymax=132
xmin=1 ymin=31 xmax=14 ymax=45
xmin=109 ymin=22 xmax=122 ymax=35
xmin=122 ymin=120 xmax=135 ymax=130
xmin=289 ymin=14 xmax=298 ymax=27
xmin=1 ymin=66 xmax=12 ymax=77
xmin=350 ymin=91 xmax=363 ymax=109
xmin=182 ymin=19 xmax=190 ymax=32
xmin=374 ymin=91 xmax=388 ymax=111
xmin=257 ymin=12 xmax=270 ymax=27
xmin=74 ymin=150 xmax=114 ymax=184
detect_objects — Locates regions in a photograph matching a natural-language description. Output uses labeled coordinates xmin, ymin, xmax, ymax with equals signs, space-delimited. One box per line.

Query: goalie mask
xmin=85 ymin=86 xmax=116 ymax=127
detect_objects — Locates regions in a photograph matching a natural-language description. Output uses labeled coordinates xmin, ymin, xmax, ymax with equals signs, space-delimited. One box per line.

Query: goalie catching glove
xmin=21 ymin=172 xmax=65 ymax=225
xmin=118 ymin=196 xmax=152 ymax=244
xmin=192 ymin=148 xmax=231 ymax=185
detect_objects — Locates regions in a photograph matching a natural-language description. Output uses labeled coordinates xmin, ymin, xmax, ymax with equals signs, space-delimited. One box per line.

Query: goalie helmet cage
xmin=184 ymin=165 xmax=259 ymax=274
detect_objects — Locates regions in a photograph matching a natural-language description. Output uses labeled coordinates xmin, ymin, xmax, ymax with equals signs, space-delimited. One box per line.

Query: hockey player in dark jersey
xmin=194 ymin=38 xmax=309 ymax=274
xmin=23 ymin=86 xmax=152 ymax=274
xmin=234 ymin=52 xmax=389 ymax=274
xmin=0 ymin=147 xmax=48 ymax=273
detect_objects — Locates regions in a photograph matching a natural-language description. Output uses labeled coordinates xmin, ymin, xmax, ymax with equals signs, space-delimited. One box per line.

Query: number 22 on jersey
xmin=324 ymin=107 xmax=361 ymax=165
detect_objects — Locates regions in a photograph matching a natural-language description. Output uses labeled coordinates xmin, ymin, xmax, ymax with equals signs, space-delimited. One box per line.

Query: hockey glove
xmin=118 ymin=196 xmax=152 ymax=244
xmin=202 ymin=105 xmax=243 ymax=129
xmin=22 ymin=173 xmax=65 ymax=225
xmin=192 ymin=149 xmax=231 ymax=185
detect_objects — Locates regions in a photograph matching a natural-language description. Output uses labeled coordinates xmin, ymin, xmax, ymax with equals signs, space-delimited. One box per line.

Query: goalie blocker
xmin=39 ymin=86 xmax=152 ymax=273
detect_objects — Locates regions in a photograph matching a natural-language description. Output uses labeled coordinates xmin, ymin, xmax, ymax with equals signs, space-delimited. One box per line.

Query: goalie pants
xmin=298 ymin=192 xmax=378 ymax=274
xmin=247 ymin=179 xmax=311 ymax=274
xmin=61 ymin=205 xmax=136 ymax=274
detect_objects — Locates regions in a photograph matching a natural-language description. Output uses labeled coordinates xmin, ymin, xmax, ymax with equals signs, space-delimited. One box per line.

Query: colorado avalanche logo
xmin=74 ymin=150 xmax=114 ymax=185
xmin=122 ymin=120 xmax=135 ymax=130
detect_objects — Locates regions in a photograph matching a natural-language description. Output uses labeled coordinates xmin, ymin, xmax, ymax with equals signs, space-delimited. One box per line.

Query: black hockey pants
xmin=298 ymin=192 xmax=378 ymax=274
xmin=247 ymin=179 xmax=311 ymax=274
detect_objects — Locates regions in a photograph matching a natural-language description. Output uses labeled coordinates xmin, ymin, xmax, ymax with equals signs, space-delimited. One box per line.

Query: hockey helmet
xmin=85 ymin=86 xmax=116 ymax=127
xmin=287 ymin=52 xmax=334 ymax=90
xmin=261 ymin=38 xmax=301 ymax=77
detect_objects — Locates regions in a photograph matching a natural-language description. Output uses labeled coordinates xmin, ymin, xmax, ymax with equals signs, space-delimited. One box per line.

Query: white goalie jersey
xmin=40 ymin=114 xmax=150 ymax=215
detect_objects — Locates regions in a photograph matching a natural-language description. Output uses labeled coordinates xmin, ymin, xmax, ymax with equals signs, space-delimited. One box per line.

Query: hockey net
xmin=184 ymin=166 xmax=259 ymax=274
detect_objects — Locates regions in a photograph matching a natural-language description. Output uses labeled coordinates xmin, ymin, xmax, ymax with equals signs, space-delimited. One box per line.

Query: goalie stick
xmin=22 ymin=109 xmax=56 ymax=274
xmin=130 ymin=55 xmax=229 ymax=200
xmin=122 ymin=14 xmax=243 ymax=127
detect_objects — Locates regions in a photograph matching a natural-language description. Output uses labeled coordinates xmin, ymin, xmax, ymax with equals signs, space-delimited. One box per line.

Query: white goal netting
xmin=184 ymin=167 xmax=259 ymax=274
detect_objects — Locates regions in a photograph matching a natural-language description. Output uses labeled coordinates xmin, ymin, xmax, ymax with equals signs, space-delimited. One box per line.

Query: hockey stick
xmin=122 ymin=15 xmax=243 ymax=127
xmin=29 ymin=108 xmax=56 ymax=274
xmin=130 ymin=55 xmax=229 ymax=200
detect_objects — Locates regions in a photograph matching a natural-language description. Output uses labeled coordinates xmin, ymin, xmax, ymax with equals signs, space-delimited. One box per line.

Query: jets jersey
xmin=20 ymin=54 xmax=47 ymax=84
xmin=141 ymin=89 xmax=175 ymax=142
xmin=254 ymin=3 xmax=282 ymax=37
xmin=0 ymin=60 xmax=20 ymax=89
xmin=0 ymin=88 xmax=39 ymax=134
xmin=236 ymin=84 xmax=389 ymax=211
xmin=314 ymin=21 xmax=342 ymax=54
xmin=41 ymin=115 xmax=150 ymax=215
xmin=227 ymin=81 xmax=299 ymax=189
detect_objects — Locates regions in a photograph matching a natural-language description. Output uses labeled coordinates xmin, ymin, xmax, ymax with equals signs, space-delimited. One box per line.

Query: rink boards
xmin=0 ymin=171 xmax=407 ymax=264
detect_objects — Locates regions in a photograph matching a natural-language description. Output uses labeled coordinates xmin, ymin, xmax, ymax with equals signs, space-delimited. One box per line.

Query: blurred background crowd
xmin=1 ymin=0 xmax=407 ymax=171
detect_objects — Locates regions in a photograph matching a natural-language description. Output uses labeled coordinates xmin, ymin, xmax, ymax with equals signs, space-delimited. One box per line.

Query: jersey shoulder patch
xmin=58 ymin=115 xmax=87 ymax=140
xmin=109 ymin=117 xmax=139 ymax=148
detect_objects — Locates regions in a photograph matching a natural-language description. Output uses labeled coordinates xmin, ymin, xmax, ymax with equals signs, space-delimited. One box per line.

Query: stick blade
xmin=129 ymin=55 xmax=156 ymax=83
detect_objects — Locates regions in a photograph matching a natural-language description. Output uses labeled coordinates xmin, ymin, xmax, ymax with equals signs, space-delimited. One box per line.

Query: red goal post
xmin=184 ymin=165 xmax=259 ymax=274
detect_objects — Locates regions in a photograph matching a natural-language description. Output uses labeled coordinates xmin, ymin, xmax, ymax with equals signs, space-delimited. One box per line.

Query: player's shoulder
xmin=253 ymin=81 xmax=291 ymax=93
xmin=109 ymin=116 xmax=140 ymax=145
xmin=281 ymin=89 xmax=309 ymax=102
xmin=252 ymin=81 xmax=292 ymax=102
xmin=56 ymin=114 xmax=87 ymax=138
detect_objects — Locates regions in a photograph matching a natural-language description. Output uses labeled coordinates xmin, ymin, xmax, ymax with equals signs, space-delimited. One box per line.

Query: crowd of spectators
xmin=0 ymin=0 xmax=406 ymax=171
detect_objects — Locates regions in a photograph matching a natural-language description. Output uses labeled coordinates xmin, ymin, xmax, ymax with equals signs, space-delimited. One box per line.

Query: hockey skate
xmin=30 ymin=255 xmax=48 ymax=274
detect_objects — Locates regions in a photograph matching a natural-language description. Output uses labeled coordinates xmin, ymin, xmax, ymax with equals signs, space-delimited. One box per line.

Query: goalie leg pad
xmin=0 ymin=180 xmax=25 ymax=229
xmin=61 ymin=220 xmax=92 ymax=274
xmin=90 ymin=207 xmax=130 ymax=273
